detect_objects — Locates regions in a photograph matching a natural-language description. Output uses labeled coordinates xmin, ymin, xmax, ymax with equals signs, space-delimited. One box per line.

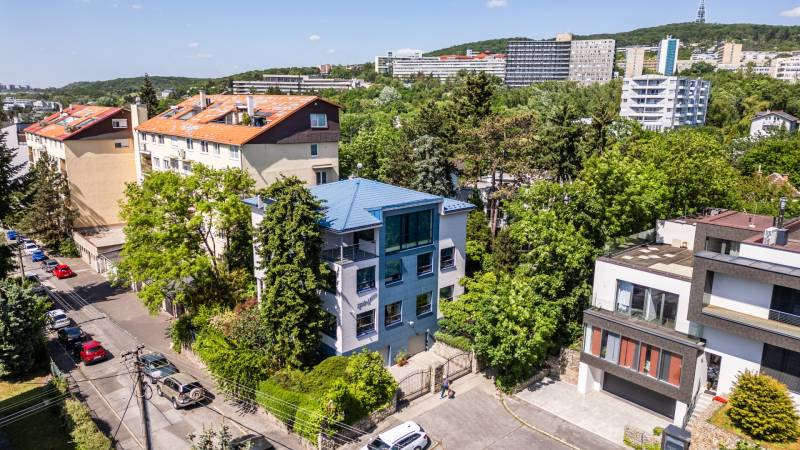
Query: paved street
xmin=19 ymin=254 xmax=305 ymax=450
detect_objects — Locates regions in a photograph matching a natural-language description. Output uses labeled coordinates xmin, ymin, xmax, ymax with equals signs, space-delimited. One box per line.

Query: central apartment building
xmin=247 ymin=178 xmax=473 ymax=366
xmin=133 ymin=93 xmax=340 ymax=188
xmin=387 ymin=51 xmax=507 ymax=82
xmin=620 ymin=75 xmax=710 ymax=131
xmin=579 ymin=209 xmax=800 ymax=426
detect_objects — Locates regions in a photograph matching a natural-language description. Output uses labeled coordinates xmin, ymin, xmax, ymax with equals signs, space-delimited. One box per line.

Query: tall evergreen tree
xmin=18 ymin=155 xmax=76 ymax=249
xmin=254 ymin=177 xmax=327 ymax=368
xmin=453 ymin=71 xmax=498 ymax=126
xmin=410 ymin=135 xmax=456 ymax=197
xmin=0 ymin=280 xmax=48 ymax=378
xmin=0 ymin=131 xmax=26 ymax=224
xmin=139 ymin=73 xmax=159 ymax=118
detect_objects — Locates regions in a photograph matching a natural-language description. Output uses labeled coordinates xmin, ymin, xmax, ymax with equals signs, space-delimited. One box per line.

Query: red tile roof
xmin=24 ymin=105 xmax=122 ymax=141
xmin=135 ymin=94 xmax=337 ymax=146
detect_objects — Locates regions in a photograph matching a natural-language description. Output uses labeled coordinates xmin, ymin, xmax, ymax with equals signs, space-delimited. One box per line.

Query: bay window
xmin=385 ymin=210 xmax=432 ymax=253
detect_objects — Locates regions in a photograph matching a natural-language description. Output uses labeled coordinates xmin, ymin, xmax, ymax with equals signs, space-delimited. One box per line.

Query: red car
xmin=53 ymin=264 xmax=75 ymax=279
xmin=79 ymin=341 xmax=107 ymax=364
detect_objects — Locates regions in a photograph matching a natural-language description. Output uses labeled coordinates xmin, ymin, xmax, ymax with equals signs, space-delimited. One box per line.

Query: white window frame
xmin=356 ymin=309 xmax=376 ymax=337
xmin=112 ymin=118 xmax=128 ymax=129
xmin=212 ymin=143 xmax=220 ymax=157
xmin=157 ymin=135 xmax=164 ymax=144
xmin=200 ymin=141 xmax=209 ymax=153
xmin=310 ymin=113 xmax=328 ymax=129
xmin=152 ymin=157 xmax=160 ymax=168
xmin=316 ymin=170 xmax=327 ymax=185
xmin=229 ymin=145 xmax=240 ymax=160
xmin=113 ymin=139 xmax=129 ymax=148
xmin=186 ymin=138 xmax=193 ymax=151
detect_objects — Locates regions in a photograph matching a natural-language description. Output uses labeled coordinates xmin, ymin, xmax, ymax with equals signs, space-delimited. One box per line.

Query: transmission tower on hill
xmin=696 ymin=0 xmax=706 ymax=23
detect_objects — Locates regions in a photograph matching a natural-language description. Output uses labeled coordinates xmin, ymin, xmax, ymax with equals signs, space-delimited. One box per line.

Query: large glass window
xmin=385 ymin=210 xmax=433 ymax=253
xmin=600 ymin=331 xmax=620 ymax=363
xmin=440 ymin=247 xmax=455 ymax=270
xmin=439 ymin=285 xmax=454 ymax=302
xmin=615 ymin=280 xmax=679 ymax=329
xmin=771 ymin=285 xmax=800 ymax=316
xmin=384 ymin=301 xmax=402 ymax=327
xmin=417 ymin=252 xmax=433 ymax=276
xmin=385 ymin=259 xmax=402 ymax=284
xmin=356 ymin=310 xmax=375 ymax=337
xmin=356 ymin=266 xmax=375 ymax=292
xmin=416 ymin=292 xmax=432 ymax=317
xmin=762 ymin=344 xmax=800 ymax=393
xmin=705 ymin=237 xmax=740 ymax=256
xmin=659 ymin=351 xmax=683 ymax=386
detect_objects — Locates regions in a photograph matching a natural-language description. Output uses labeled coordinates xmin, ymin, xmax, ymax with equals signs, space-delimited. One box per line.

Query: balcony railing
xmin=768 ymin=308 xmax=800 ymax=328
xmin=322 ymin=244 xmax=377 ymax=265
xmin=762 ymin=366 xmax=800 ymax=394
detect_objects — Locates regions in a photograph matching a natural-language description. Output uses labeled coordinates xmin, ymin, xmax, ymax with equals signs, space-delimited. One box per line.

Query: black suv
xmin=57 ymin=326 xmax=87 ymax=357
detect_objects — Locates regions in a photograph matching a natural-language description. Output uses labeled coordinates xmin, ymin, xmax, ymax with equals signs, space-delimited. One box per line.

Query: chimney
xmin=764 ymin=227 xmax=789 ymax=246
xmin=246 ymin=95 xmax=255 ymax=120
xmin=199 ymin=90 xmax=207 ymax=109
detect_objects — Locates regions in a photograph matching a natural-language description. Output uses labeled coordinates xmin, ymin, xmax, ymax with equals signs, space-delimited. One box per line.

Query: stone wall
xmin=510 ymin=348 xmax=582 ymax=393
xmin=623 ymin=426 xmax=661 ymax=448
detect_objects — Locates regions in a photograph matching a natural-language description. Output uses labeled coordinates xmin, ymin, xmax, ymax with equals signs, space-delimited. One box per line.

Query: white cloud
xmin=327 ymin=49 xmax=336 ymax=54
xmin=193 ymin=53 xmax=213 ymax=59
xmin=780 ymin=6 xmax=800 ymax=17
xmin=131 ymin=4 xmax=142 ymax=9
xmin=308 ymin=34 xmax=321 ymax=41
xmin=487 ymin=0 xmax=508 ymax=8
xmin=187 ymin=42 xmax=199 ymax=48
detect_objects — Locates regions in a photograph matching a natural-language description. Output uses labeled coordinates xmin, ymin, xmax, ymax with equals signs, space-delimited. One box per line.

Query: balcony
xmin=322 ymin=244 xmax=377 ymax=265
xmin=769 ymin=309 xmax=800 ymax=328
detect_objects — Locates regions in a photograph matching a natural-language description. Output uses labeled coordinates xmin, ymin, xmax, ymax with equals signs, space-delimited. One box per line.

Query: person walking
xmin=440 ymin=377 xmax=450 ymax=399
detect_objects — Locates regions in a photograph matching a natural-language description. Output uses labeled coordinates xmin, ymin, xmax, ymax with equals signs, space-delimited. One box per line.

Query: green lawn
xmin=710 ymin=404 xmax=800 ymax=450
xmin=0 ymin=370 xmax=74 ymax=450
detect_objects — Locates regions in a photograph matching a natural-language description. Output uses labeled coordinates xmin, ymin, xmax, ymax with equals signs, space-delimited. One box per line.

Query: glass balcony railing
xmin=322 ymin=244 xmax=377 ymax=264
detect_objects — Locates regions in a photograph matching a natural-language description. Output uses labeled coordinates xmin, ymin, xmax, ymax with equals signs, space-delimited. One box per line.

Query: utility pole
xmin=16 ymin=241 xmax=24 ymax=278
xmin=122 ymin=345 xmax=152 ymax=450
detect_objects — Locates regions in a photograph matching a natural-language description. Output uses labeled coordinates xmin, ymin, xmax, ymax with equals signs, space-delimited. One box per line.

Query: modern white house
xmin=247 ymin=178 xmax=473 ymax=366
xmin=579 ymin=208 xmax=800 ymax=426
xmin=620 ymin=75 xmax=710 ymax=131
xmin=750 ymin=110 xmax=799 ymax=137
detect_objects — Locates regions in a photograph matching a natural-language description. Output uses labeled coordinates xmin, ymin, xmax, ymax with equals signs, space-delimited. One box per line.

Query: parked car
xmin=24 ymin=274 xmax=47 ymax=295
xmin=53 ymin=264 xmax=75 ymax=279
xmin=362 ymin=422 xmax=430 ymax=450
xmin=5 ymin=230 xmax=17 ymax=240
xmin=229 ymin=435 xmax=275 ymax=450
xmin=23 ymin=242 xmax=39 ymax=255
xmin=31 ymin=249 xmax=47 ymax=262
xmin=42 ymin=259 xmax=59 ymax=272
xmin=157 ymin=373 xmax=206 ymax=410
xmin=47 ymin=309 xmax=71 ymax=330
xmin=138 ymin=353 xmax=179 ymax=383
xmin=79 ymin=341 xmax=108 ymax=365
xmin=57 ymin=326 xmax=87 ymax=356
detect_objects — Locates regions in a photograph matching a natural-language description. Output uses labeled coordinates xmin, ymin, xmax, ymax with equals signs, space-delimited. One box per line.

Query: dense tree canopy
xmin=0 ymin=280 xmax=47 ymax=378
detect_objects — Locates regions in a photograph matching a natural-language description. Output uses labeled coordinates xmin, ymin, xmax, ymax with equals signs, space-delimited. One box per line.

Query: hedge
xmin=256 ymin=378 xmax=324 ymax=442
xmin=62 ymin=398 xmax=112 ymax=450
xmin=193 ymin=328 xmax=272 ymax=399
xmin=434 ymin=331 xmax=472 ymax=351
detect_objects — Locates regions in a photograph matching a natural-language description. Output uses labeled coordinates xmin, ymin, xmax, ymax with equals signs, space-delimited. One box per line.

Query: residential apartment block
xmin=232 ymin=75 xmax=368 ymax=94
xmin=620 ymin=75 xmax=710 ymax=131
xmin=504 ymin=33 xmax=615 ymax=87
xmin=657 ymin=37 xmax=680 ymax=76
xmin=579 ymin=209 xmax=800 ymax=426
xmin=247 ymin=178 xmax=473 ymax=365
xmin=374 ymin=50 xmax=424 ymax=75
xmin=622 ymin=46 xmax=649 ymax=78
xmin=773 ymin=56 xmax=800 ymax=83
xmin=133 ymin=93 xmax=340 ymax=188
xmin=389 ymin=51 xmax=507 ymax=82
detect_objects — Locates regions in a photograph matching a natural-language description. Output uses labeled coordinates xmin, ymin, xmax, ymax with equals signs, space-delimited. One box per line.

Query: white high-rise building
xmin=773 ymin=56 xmax=800 ymax=83
xmin=569 ymin=39 xmax=616 ymax=85
xmin=657 ymin=37 xmax=680 ymax=76
xmin=390 ymin=52 xmax=507 ymax=81
xmin=620 ymin=75 xmax=710 ymax=132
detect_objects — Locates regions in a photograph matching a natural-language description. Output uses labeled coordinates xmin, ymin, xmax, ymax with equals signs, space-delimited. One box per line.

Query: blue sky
xmin=4 ymin=0 xmax=800 ymax=87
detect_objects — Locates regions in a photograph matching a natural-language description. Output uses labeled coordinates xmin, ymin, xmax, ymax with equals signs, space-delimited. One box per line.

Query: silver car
xmin=157 ymin=373 xmax=206 ymax=409
xmin=363 ymin=421 xmax=430 ymax=450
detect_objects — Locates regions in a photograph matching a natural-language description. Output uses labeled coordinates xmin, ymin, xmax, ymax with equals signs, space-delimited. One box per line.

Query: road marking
xmin=500 ymin=397 xmax=581 ymax=450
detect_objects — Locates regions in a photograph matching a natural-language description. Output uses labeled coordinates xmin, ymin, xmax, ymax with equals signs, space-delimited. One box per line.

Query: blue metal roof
xmin=246 ymin=178 xmax=474 ymax=233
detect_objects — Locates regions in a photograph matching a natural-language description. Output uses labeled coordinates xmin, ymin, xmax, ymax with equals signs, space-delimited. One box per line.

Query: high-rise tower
xmin=696 ymin=0 xmax=706 ymax=23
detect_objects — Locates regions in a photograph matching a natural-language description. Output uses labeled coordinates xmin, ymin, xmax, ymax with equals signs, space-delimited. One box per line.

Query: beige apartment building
xmin=24 ymin=105 xmax=136 ymax=273
xmin=132 ymin=93 xmax=341 ymax=188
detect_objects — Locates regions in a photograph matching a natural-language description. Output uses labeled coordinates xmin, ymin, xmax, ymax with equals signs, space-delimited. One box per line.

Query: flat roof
xmin=604 ymin=243 xmax=694 ymax=279
xmin=74 ymin=225 xmax=125 ymax=249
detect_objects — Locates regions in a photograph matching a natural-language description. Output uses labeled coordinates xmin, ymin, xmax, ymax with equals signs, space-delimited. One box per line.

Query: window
xmin=182 ymin=161 xmax=192 ymax=173
xmin=310 ymin=113 xmax=328 ymax=128
xmin=355 ymin=229 xmax=374 ymax=244
xmin=659 ymin=350 xmax=683 ymax=386
xmin=705 ymin=237 xmax=740 ymax=256
xmin=639 ymin=344 xmax=660 ymax=378
xmin=138 ymin=132 xmax=146 ymax=141
xmin=186 ymin=138 xmax=193 ymax=151
xmin=150 ymin=134 xmax=156 ymax=143
xmin=229 ymin=145 xmax=240 ymax=160
xmin=416 ymin=292 xmax=432 ymax=316
xmin=112 ymin=118 xmax=127 ymax=128
xmin=439 ymin=285 xmax=454 ymax=302
xmin=440 ymin=247 xmax=455 ymax=270
xmin=417 ymin=252 xmax=433 ymax=276
xmin=600 ymin=330 xmax=620 ymax=363
xmin=762 ymin=344 xmax=800 ymax=393
xmin=615 ymin=280 xmax=679 ymax=329
xmin=356 ymin=266 xmax=376 ymax=292
xmin=170 ymin=159 xmax=179 ymax=170
xmin=619 ymin=337 xmax=639 ymax=369
xmin=114 ymin=140 xmax=129 ymax=148
xmin=200 ymin=141 xmax=209 ymax=153
xmin=356 ymin=310 xmax=375 ymax=336
xmin=385 ymin=259 xmax=402 ymax=284
xmin=212 ymin=143 xmax=220 ymax=157
xmin=316 ymin=170 xmax=327 ymax=185
xmin=153 ymin=157 xmax=160 ymax=168
xmin=385 ymin=210 xmax=433 ymax=253
xmin=310 ymin=143 xmax=318 ymax=157
xmin=771 ymin=285 xmax=800 ymax=317
xmin=384 ymin=301 xmax=402 ymax=327
xmin=322 ymin=311 xmax=337 ymax=338
xmin=171 ymin=136 xmax=178 ymax=148
xmin=157 ymin=135 xmax=164 ymax=144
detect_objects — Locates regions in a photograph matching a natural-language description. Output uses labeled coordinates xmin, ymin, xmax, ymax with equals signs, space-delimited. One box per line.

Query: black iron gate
xmin=443 ymin=352 xmax=471 ymax=380
xmin=397 ymin=369 xmax=431 ymax=403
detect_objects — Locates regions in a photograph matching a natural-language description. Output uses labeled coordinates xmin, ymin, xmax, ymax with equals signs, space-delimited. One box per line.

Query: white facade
xmin=620 ymin=75 xmax=710 ymax=131
xmin=391 ymin=54 xmax=507 ymax=81
xmin=657 ymin=37 xmax=680 ymax=76
xmin=232 ymin=76 xmax=368 ymax=94
xmin=750 ymin=112 xmax=799 ymax=137
xmin=375 ymin=50 xmax=424 ymax=74
xmin=568 ymin=39 xmax=616 ymax=85
xmin=774 ymin=56 xmax=800 ymax=83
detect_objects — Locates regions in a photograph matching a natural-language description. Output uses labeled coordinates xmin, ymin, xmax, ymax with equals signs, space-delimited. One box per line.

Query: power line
xmin=113 ymin=381 xmax=137 ymax=443
xmin=0 ymin=393 xmax=71 ymax=428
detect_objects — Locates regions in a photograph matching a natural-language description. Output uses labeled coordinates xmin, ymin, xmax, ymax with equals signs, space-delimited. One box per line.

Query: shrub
xmin=345 ymin=350 xmax=397 ymax=412
xmin=59 ymin=239 xmax=79 ymax=257
xmin=62 ymin=398 xmax=112 ymax=450
xmin=434 ymin=331 xmax=472 ymax=352
xmin=193 ymin=328 xmax=272 ymax=399
xmin=168 ymin=314 xmax=193 ymax=352
xmin=727 ymin=370 xmax=799 ymax=442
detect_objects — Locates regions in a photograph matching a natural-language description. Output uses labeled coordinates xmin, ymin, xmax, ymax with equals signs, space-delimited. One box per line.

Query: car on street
xmin=58 ymin=326 xmax=88 ymax=357
xmin=47 ymin=309 xmax=71 ymax=330
xmin=229 ymin=435 xmax=275 ymax=450
xmin=24 ymin=274 xmax=47 ymax=295
xmin=53 ymin=264 xmax=75 ymax=279
xmin=139 ymin=353 xmax=179 ymax=383
xmin=31 ymin=249 xmax=47 ymax=262
xmin=42 ymin=259 xmax=59 ymax=272
xmin=79 ymin=341 xmax=108 ymax=365
xmin=5 ymin=230 xmax=17 ymax=240
xmin=157 ymin=373 xmax=206 ymax=410
xmin=362 ymin=421 xmax=430 ymax=450
xmin=23 ymin=242 xmax=39 ymax=255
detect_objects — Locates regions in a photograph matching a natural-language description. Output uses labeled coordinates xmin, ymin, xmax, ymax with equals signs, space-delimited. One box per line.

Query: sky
xmin=3 ymin=0 xmax=800 ymax=88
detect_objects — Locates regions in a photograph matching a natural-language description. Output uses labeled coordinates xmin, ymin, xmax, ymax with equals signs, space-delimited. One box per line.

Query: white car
xmin=47 ymin=309 xmax=71 ymax=330
xmin=23 ymin=242 xmax=39 ymax=255
xmin=363 ymin=421 xmax=429 ymax=450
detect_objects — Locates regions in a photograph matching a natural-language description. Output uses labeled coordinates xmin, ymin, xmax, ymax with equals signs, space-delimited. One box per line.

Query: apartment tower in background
xmin=624 ymin=47 xmax=648 ymax=78
xmin=658 ymin=37 xmax=680 ymax=76
xmin=620 ymin=75 xmax=710 ymax=131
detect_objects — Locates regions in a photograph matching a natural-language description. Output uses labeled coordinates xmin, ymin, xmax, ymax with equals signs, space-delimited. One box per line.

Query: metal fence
xmin=397 ymin=369 xmax=431 ymax=404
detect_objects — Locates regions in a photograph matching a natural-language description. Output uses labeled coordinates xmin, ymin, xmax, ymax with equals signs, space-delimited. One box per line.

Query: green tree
xmin=465 ymin=208 xmax=492 ymax=275
xmin=0 ymin=131 xmax=26 ymax=224
xmin=344 ymin=350 xmax=397 ymax=412
xmin=339 ymin=122 xmax=406 ymax=181
xmin=139 ymin=73 xmax=160 ymax=118
xmin=189 ymin=425 xmax=250 ymax=450
xmin=738 ymin=131 xmax=800 ymax=184
xmin=410 ymin=135 xmax=456 ymax=197
xmin=727 ymin=370 xmax=799 ymax=442
xmin=537 ymin=94 xmax=587 ymax=182
xmin=0 ymin=280 xmax=47 ymax=378
xmin=18 ymin=154 xmax=76 ymax=250
xmin=440 ymin=272 xmax=558 ymax=390
xmin=453 ymin=71 xmax=499 ymax=126
xmin=254 ymin=177 xmax=328 ymax=368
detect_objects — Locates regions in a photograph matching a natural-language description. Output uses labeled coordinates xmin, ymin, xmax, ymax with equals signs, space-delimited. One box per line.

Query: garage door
xmin=603 ymin=373 xmax=676 ymax=419
xmin=408 ymin=334 xmax=426 ymax=356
